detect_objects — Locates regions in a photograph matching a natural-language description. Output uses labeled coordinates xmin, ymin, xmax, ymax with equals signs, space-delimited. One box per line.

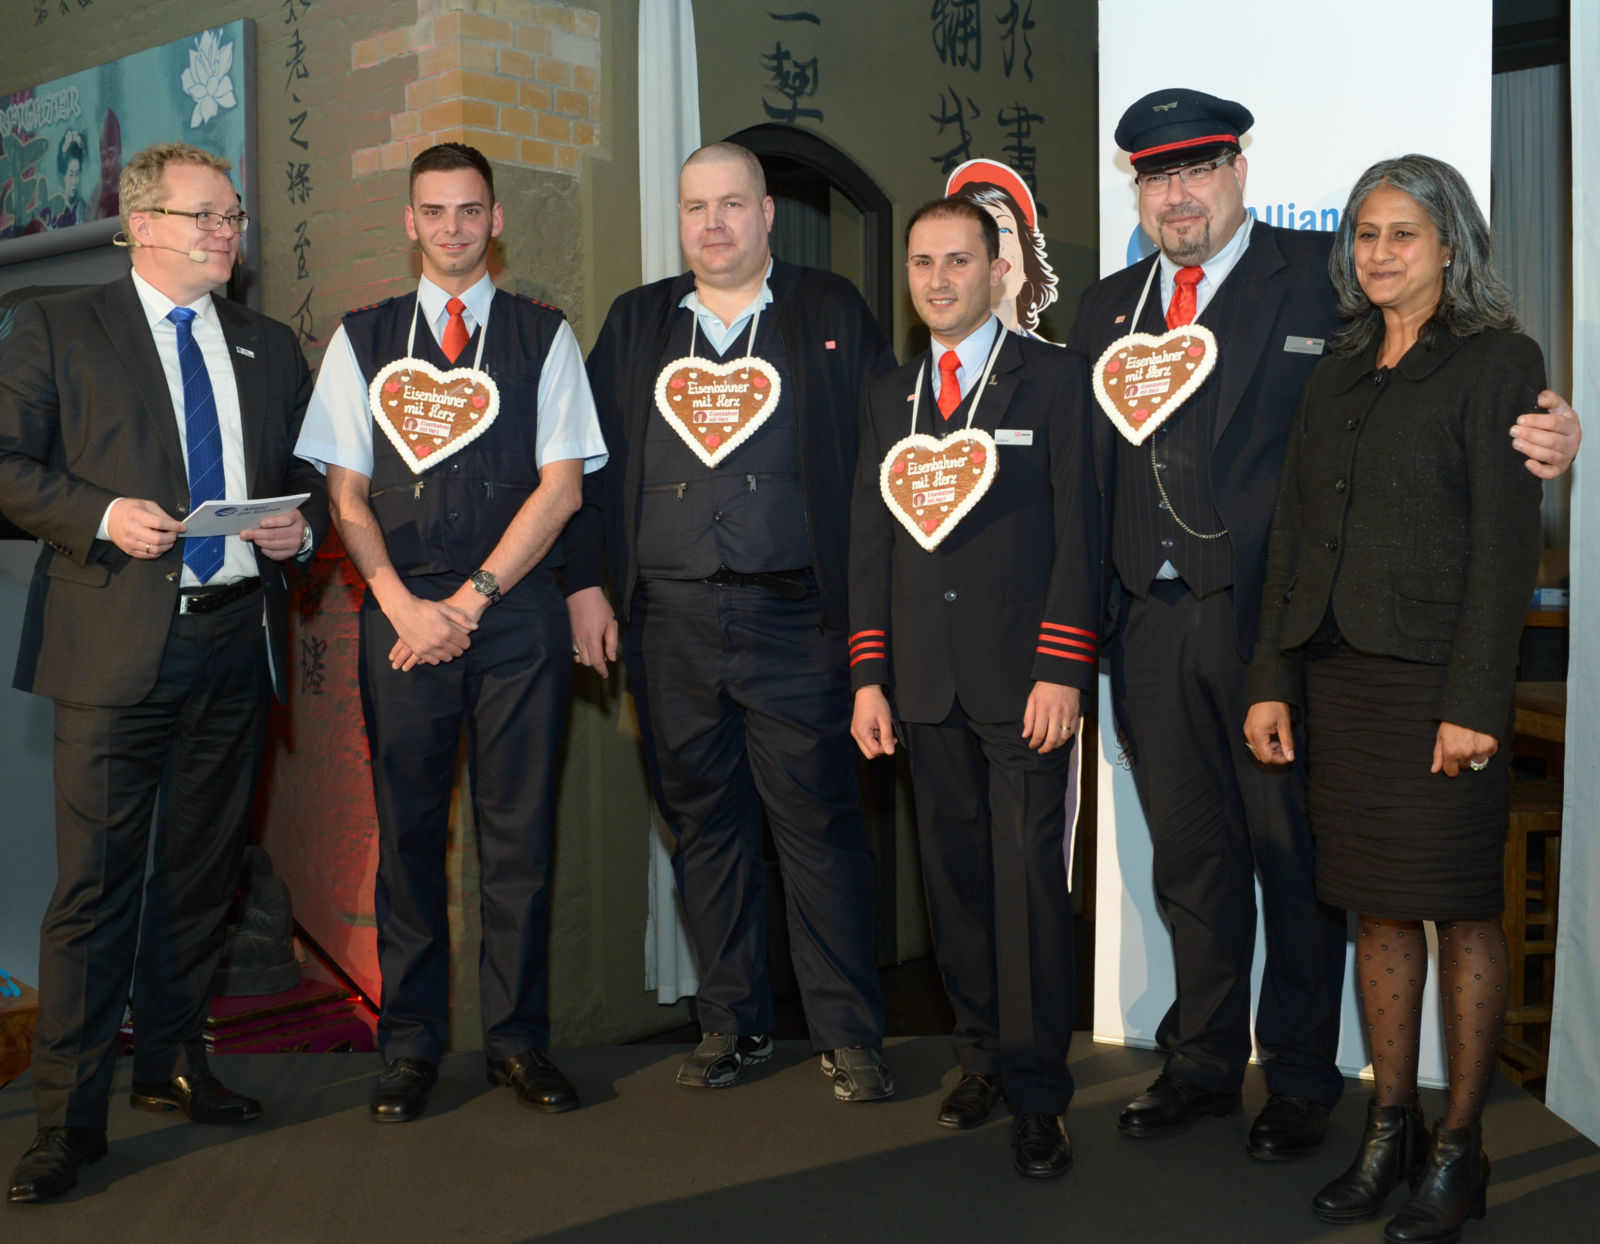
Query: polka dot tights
xmin=1356 ymin=916 xmax=1507 ymax=1129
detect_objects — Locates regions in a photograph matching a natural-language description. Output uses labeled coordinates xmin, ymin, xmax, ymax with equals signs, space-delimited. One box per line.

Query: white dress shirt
xmin=295 ymin=272 xmax=607 ymax=477
xmin=96 ymin=270 xmax=255 ymax=586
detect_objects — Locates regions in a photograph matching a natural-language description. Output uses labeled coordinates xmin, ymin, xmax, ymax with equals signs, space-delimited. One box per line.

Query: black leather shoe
xmin=369 ymin=1058 xmax=438 ymax=1123
xmin=1314 ymin=1096 xmax=1427 ymax=1224
xmin=1117 ymin=1073 xmax=1241 ymax=1138
xmin=129 ymin=1070 xmax=261 ymax=1124
xmin=1013 ymin=1114 xmax=1073 ymax=1179
xmin=1248 ymin=1093 xmax=1332 ymax=1161
xmin=487 ymin=1050 xmax=578 ymax=1114
xmin=1384 ymin=1122 xmax=1489 ymax=1243
xmin=7 ymin=1127 xmax=108 ymax=1203
xmin=938 ymin=1073 xmax=1004 ymax=1130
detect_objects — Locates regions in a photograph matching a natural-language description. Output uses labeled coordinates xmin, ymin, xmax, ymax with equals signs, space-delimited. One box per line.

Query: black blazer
xmin=1066 ymin=224 xmax=1341 ymax=660
xmin=567 ymin=258 xmax=895 ymax=633
xmin=0 ymin=276 xmax=327 ymax=706
xmin=1248 ymin=329 xmax=1545 ymax=738
xmin=848 ymin=330 xmax=1101 ymax=724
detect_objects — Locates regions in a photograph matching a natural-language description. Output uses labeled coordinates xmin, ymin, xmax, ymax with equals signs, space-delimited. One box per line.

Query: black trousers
xmin=358 ymin=570 xmax=570 ymax=1063
xmin=1110 ymin=580 xmax=1346 ymax=1103
xmin=903 ymin=704 xmax=1077 ymax=1116
xmin=625 ymin=576 xmax=884 ymax=1049
xmin=32 ymin=592 xmax=269 ymax=1128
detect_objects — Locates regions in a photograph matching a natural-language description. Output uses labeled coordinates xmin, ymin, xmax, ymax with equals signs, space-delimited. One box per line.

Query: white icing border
xmin=368 ymin=358 xmax=503 ymax=476
xmin=652 ymin=355 xmax=783 ymax=469
xmin=1092 ymin=324 xmax=1218 ymax=446
xmin=879 ymin=428 xmax=999 ymax=552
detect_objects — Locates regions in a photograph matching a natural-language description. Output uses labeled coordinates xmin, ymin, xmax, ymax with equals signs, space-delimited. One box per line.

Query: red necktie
xmin=937 ymin=349 xmax=962 ymax=420
xmin=1165 ymin=266 xmax=1204 ymax=329
xmin=441 ymin=296 xmax=469 ymax=363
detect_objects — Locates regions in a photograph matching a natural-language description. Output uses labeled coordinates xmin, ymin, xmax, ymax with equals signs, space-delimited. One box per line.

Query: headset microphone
xmin=113 ymin=232 xmax=208 ymax=263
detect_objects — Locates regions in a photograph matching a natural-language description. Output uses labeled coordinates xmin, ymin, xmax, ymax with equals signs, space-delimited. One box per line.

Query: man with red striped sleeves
xmin=849 ymin=197 xmax=1100 ymax=1178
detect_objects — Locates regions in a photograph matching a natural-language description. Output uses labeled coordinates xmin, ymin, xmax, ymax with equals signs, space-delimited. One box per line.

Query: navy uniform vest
xmin=636 ymin=304 xmax=811 ymax=578
xmin=343 ymin=290 xmax=565 ymax=579
xmin=1111 ymin=268 xmax=1240 ymax=598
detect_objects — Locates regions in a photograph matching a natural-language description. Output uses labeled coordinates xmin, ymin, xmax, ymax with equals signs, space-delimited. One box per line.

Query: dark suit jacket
xmin=848 ymin=330 xmax=1101 ymax=724
xmin=1248 ymin=329 xmax=1545 ymax=738
xmin=1066 ymin=224 xmax=1341 ymax=661
xmin=0 ymin=275 xmax=327 ymax=706
xmin=566 ymin=258 xmax=895 ymax=633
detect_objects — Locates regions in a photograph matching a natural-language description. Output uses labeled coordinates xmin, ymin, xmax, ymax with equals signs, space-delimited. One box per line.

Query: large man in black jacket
xmin=1068 ymin=90 xmax=1581 ymax=1161
xmin=565 ymin=143 xmax=895 ymax=1098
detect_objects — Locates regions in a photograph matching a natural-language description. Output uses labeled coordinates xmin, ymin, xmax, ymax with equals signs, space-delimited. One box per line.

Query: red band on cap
xmin=1130 ymin=133 xmax=1239 ymax=163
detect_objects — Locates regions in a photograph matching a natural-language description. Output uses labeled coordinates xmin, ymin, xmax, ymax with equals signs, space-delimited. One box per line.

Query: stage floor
xmin=3 ymin=1038 xmax=1595 ymax=1242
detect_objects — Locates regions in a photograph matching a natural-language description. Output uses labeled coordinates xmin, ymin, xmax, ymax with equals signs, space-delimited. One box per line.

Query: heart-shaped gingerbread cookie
xmin=368 ymin=358 xmax=501 ymax=474
xmin=879 ymin=429 xmax=998 ymax=552
xmin=1092 ymin=325 xmax=1218 ymax=445
xmin=653 ymin=355 xmax=782 ymax=468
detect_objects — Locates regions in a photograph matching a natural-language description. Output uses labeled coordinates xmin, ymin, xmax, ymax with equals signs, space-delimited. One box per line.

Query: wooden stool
xmin=1 ymin=977 xmax=40 ymax=1089
xmin=1497 ymin=777 xmax=1563 ymax=1085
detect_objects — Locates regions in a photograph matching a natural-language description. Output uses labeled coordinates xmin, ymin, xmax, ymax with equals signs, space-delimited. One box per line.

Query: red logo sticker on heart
xmin=654 ymin=355 xmax=783 ymax=468
xmin=879 ymin=429 xmax=999 ymax=551
xmin=1092 ymin=325 xmax=1218 ymax=446
xmin=368 ymin=358 xmax=501 ymax=475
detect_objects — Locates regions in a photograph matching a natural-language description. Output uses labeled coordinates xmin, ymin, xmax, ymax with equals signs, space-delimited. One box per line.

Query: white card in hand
xmin=182 ymin=494 xmax=312 ymax=537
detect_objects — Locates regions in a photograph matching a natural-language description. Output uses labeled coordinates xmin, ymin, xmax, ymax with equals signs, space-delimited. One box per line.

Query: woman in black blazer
xmin=1244 ymin=155 xmax=1543 ymax=1244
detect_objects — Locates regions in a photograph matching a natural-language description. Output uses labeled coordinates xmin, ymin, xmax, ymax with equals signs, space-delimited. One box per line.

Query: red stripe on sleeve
xmin=1036 ymin=645 xmax=1096 ymax=665
xmin=1038 ymin=633 xmax=1096 ymax=653
xmin=1040 ymin=622 xmax=1097 ymax=640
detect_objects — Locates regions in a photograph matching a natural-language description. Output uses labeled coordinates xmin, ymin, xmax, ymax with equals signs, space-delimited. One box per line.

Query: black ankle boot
xmin=1383 ymin=1121 xmax=1489 ymax=1243
xmin=1311 ymin=1096 xmax=1426 ymax=1223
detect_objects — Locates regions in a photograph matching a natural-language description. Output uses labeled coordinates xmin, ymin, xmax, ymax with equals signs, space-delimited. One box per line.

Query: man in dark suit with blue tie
xmin=0 ymin=142 xmax=326 ymax=1203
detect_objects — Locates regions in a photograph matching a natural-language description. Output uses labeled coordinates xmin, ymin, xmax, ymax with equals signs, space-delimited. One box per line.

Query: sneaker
xmin=675 ymin=1032 xmax=773 ymax=1088
xmin=820 ymin=1047 xmax=894 ymax=1102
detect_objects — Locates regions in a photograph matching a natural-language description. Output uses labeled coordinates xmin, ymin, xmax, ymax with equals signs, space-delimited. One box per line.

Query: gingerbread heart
xmin=1092 ymin=324 xmax=1218 ymax=446
xmin=368 ymin=358 xmax=501 ymax=474
xmin=653 ymin=355 xmax=782 ymax=468
xmin=879 ymin=429 xmax=998 ymax=552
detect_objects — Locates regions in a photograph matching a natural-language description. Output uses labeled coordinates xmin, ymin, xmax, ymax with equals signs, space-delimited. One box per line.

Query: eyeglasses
xmin=143 ymin=207 xmax=251 ymax=233
xmin=1136 ymin=153 xmax=1237 ymax=195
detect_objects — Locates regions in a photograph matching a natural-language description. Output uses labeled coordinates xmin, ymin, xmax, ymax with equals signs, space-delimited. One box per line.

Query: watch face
xmin=472 ymin=570 xmax=500 ymax=600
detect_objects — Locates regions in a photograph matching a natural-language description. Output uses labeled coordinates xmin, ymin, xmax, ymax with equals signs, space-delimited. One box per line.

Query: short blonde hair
xmin=681 ymin=142 xmax=767 ymax=201
xmin=120 ymin=142 xmax=233 ymax=236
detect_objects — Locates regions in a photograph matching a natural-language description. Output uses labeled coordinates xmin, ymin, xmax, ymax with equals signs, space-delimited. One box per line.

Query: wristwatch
xmin=470 ymin=569 xmax=501 ymax=604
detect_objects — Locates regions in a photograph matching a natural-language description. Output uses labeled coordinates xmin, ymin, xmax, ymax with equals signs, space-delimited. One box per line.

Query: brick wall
xmin=350 ymin=0 xmax=600 ymax=180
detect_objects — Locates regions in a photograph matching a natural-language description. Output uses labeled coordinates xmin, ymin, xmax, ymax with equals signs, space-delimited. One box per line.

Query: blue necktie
xmin=168 ymin=306 xmax=225 ymax=583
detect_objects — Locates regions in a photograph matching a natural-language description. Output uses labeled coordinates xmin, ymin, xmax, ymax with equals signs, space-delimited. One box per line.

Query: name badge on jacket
xmin=1283 ymin=336 xmax=1325 ymax=355
xmin=996 ymin=428 xmax=1033 ymax=447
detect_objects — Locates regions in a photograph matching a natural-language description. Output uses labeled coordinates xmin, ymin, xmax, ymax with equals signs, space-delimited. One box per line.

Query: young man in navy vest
xmin=294 ymin=143 xmax=607 ymax=1122
xmin=565 ymin=143 xmax=895 ymax=1099
xmin=850 ymin=198 xmax=1099 ymax=1177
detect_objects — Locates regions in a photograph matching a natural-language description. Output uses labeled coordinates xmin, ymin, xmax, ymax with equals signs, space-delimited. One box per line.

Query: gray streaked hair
xmin=1328 ymin=153 xmax=1519 ymax=357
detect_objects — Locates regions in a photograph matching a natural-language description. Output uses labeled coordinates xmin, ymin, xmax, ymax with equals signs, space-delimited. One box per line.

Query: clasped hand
xmin=386 ymin=582 xmax=484 ymax=671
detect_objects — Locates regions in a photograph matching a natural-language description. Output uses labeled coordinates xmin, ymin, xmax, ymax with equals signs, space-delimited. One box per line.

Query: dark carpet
xmin=2 ymin=1039 xmax=1594 ymax=1242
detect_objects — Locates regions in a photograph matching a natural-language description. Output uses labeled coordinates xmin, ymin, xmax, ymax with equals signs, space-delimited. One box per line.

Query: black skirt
xmin=1303 ymin=644 xmax=1508 ymax=921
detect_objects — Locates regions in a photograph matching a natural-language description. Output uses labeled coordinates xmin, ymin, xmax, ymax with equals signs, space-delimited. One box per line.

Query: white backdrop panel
xmin=1092 ymin=0 xmax=1492 ymax=1087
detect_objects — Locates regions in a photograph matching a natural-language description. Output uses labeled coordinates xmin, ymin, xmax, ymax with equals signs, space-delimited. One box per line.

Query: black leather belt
xmin=178 ymin=576 xmax=262 ymax=614
xmin=701 ymin=567 xmax=809 ymax=601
